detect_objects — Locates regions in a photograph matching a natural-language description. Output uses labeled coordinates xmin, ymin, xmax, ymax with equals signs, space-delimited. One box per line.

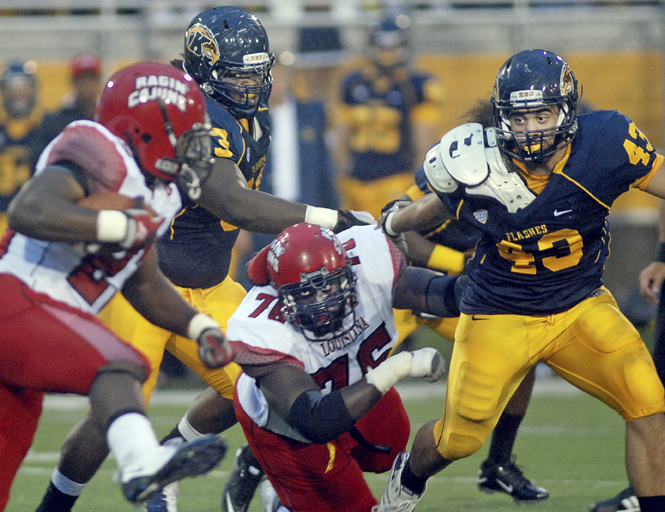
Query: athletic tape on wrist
xmin=187 ymin=313 xmax=220 ymax=340
xmin=96 ymin=210 xmax=128 ymax=243
xmin=305 ymin=205 xmax=338 ymax=230
xmin=365 ymin=351 xmax=412 ymax=394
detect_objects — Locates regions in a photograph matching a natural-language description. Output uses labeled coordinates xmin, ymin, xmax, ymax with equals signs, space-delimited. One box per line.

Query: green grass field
xmin=9 ymin=325 xmax=647 ymax=512
xmin=7 ymin=378 xmax=628 ymax=512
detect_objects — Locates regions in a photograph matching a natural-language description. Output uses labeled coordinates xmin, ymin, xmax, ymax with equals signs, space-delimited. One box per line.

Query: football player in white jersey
xmin=224 ymin=222 xmax=459 ymax=512
xmin=0 ymin=62 xmax=232 ymax=509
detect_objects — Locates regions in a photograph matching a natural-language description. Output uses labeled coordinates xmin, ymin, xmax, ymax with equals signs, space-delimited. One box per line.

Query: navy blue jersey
xmin=341 ymin=69 xmax=440 ymax=181
xmin=437 ymin=110 xmax=662 ymax=315
xmin=157 ymin=96 xmax=271 ymax=289
xmin=411 ymin=166 xmax=482 ymax=252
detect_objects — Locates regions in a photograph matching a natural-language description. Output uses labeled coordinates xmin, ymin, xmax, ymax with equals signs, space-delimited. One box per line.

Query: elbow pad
xmin=287 ymin=390 xmax=355 ymax=444
xmin=425 ymin=275 xmax=465 ymax=318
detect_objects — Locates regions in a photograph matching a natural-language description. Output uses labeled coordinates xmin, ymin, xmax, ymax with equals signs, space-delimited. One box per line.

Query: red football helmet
xmin=96 ymin=61 xmax=210 ymax=182
xmin=264 ymin=223 xmax=357 ymax=340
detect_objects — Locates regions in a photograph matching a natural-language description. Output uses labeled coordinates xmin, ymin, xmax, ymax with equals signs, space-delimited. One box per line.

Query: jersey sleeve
xmin=226 ymin=286 xmax=306 ymax=377
xmin=582 ymin=111 xmax=662 ymax=205
xmin=43 ymin=122 xmax=128 ymax=194
xmin=205 ymin=98 xmax=244 ymax=163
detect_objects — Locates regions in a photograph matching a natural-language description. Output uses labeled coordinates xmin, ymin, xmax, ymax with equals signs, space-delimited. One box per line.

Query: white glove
xmin=365 ymin=348 xmax=446 ymax=394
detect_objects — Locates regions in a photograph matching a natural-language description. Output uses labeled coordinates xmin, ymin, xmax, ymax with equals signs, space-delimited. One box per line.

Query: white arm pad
xmin=423 ymin=143 xmax=459 ymax=194
xmin=187 ymin=313 xmax=221 ymax=340
xmin=365 ymin=352 xmax=413 ymax=395
xmin=96 ymin=210 xmax=128 ymax=243
xmin=305 ymin=206 xmax=339 ymax=230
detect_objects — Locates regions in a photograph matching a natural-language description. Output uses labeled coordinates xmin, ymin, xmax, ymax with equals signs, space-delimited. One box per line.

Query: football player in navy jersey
xmin=337 ymin=9 xmax=443 ymax=220
xmin=374 ymin=49 xmax=665 ymax=512
xmin=34 ymin=7 xmax=371 ymax=512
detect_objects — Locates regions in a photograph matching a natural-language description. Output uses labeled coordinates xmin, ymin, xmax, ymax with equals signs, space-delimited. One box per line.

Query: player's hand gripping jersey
xmin=0 ymin=120 xmax=181 ymax=314
xmin=427 ymin=111 xmax=664 ymax=315
xmin=228 ymin=225 xmax=405 ymax=441
xmin=157 ymin=97 xmax=271 ymax=289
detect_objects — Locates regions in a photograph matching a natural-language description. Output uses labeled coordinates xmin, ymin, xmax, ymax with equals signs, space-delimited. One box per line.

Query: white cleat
xmin=372 ymin=452 xmax=425 ymax=512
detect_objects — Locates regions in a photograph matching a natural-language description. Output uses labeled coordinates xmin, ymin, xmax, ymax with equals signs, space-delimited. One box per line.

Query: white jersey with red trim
xmin=0 ymin=120 xmax=181 ymax=315
xmin=229 ymin=225 xmax=405 ymax=441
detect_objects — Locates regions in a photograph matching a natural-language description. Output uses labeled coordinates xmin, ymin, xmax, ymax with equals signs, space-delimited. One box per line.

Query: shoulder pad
xmin=464 ymin=128 xmax=536 ymax=213
xmin=439 ymin=123 xmax=489 ymax=186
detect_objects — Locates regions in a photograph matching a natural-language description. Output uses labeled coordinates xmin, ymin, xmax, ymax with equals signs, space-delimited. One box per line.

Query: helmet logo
xmin=186 ymin=24 xmax=219 ymax=68
xmin=128 ymin=75 xmax=190 ymax=113
xmin=560 ymin=64 xmax=574 ymax=95
xmin=267 ymin=240 xmax=285 ymax=274
xmin=320 ymin=228 xmax=343 ymax=256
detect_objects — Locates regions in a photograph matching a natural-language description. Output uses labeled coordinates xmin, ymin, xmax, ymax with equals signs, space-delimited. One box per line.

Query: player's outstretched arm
xmin=188 ymin=158 xmax=372 ymax=234
xmin=382 ymin=193 xmax=450 ymax=237
xmin=256 ymin=348 xmax=445 ymax=445
xmin=122 ymin=250 xmax=232 ymax=368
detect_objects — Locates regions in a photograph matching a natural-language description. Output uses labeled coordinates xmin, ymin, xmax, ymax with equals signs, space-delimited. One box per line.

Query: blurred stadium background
xmin=4 ymin=2 xmax=664 ymax=509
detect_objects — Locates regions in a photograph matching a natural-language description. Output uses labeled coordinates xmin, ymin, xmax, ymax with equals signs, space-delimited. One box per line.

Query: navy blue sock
xmin=638 ymin=495 xmax=665 ymax=512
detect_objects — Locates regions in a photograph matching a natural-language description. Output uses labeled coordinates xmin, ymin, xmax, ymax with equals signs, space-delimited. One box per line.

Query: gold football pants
xmin=98 ymin=276 xmax=246 ymax=405
xmin=434 ymin=287 xmax=665 ymax=461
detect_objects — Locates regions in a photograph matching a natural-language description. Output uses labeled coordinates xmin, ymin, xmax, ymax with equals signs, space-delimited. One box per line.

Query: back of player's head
xmin=247 ymin=223 xmax=358 ymax=341
xmin=96 ymin=61 xmax=210 ymax=183
xmin=183 ymin=6 xmax=274 ymax=118
xmin=492 ymin=49 xmax=580 ymax=165
xmin=0 ymin=61 xmax=37 ymax=118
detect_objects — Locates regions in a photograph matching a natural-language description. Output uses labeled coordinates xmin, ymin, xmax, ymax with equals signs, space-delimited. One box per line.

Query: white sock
xmin=51 ymin=467 xmax=87 ymax=496
xmin=107 ymin=412 xmax=159 ymax=468
xmin=177 ymin=414 xmax=204 ymax=441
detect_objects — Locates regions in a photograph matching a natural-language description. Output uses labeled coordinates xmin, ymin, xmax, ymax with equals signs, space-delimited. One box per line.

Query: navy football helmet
xmin=492 ymin=49 xmax=579 ymax=165
xmin=0 ymin=61 xmax=37 ymax=118
xmin=368 ymin=12 xmax=412 ymax=71
xmin=267 ymin=224 xmax=358 ymax=341
xmin=183 ymin=6 xmax=274 ymax=118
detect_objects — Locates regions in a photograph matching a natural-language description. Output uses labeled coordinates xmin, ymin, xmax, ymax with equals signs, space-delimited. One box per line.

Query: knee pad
xmin=434 ymin=420 xmax=485 ymax=461
xmin=96 ymin=360 xmax=147 ymax=384
xmin=622 ymin=352 xmax=665 ymax=412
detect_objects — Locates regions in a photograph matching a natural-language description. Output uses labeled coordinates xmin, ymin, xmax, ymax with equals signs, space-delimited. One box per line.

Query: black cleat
xmin=590 ymin=487 xmax=640 ymax=512
xmin=221 ymin=444 xmax=265 ymax=512
xmin=477 ymin=457 xmax=549 ymax=504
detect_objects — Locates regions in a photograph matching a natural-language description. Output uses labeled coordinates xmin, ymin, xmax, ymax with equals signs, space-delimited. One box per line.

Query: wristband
xmin=427 ymin=245 xmax=465 ymax=274
xmin=187 ymin=313 xmax=220 ymax=340
xmin=657 ymin=242 xmax=665 ymax=263
xmin=305 ymin=205 xmax=338 ymax=230
xmin=383 ymin=211 xmax=398 ymax=236
xmin=96 ymin=210 xmax=128 ymax=243
xmin=365 ymin=352 xmax=412 ymax=394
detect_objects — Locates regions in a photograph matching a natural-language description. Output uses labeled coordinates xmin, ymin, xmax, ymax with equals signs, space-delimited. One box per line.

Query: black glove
xmin=378 ymin=200 xmax=410 ymax=253
xmin=197 ymin=327 xmax=234 ymax=369
xmin=332 ymin=210 xmax=376 ymax=234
